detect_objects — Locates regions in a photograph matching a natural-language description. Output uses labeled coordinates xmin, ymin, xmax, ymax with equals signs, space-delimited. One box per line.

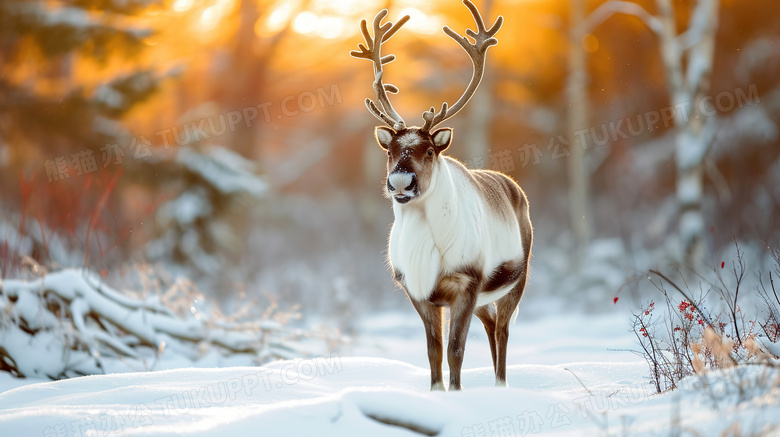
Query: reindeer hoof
xmin=430 ymin=381 xmax=446 ymax=391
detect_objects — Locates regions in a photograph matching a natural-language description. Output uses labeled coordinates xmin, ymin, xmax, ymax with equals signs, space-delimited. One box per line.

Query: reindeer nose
xmin=406 ymin=174 xmax=418 ymax=191
xmin=388 ymin=172 xmax=416 ymax=193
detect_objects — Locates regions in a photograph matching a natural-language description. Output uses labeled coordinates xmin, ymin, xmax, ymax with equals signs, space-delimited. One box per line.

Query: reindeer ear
xmin=375 ymin=126 xmax=395 ymax=151
xmin=432 ymin=128 xmax=453 ymax=153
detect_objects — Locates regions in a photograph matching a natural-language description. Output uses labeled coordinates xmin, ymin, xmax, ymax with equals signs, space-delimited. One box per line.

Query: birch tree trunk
xmin=568 ymin=0 xmax=592 ymax=251
xmin=655 ymin=0 xmax=719 ymax=266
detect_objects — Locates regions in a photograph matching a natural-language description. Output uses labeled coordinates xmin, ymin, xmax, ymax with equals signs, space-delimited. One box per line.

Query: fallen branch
xmin=0 ymin=268 xmax=306 ymax=379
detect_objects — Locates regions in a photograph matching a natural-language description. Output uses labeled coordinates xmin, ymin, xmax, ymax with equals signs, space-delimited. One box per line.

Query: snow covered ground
xmin=1 ymin=310 xmax=778 ymax=436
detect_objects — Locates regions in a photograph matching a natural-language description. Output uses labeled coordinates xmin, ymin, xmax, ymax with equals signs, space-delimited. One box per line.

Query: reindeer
xmin=350 ymin=1 xmax=532 ymax=391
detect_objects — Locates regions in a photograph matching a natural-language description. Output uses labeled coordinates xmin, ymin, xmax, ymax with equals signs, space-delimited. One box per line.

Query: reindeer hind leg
xmin=474 ymin=305 xmax=498 ymax=374
xmin=493 ymin=269 xmax=528 ymax=387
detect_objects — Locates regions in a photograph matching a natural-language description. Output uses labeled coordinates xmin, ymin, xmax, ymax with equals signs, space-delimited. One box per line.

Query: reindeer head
xmin=350 ymin=0 xmax=502 ymax=205
xmin=376 ymin=127 xmax=452 ymax=204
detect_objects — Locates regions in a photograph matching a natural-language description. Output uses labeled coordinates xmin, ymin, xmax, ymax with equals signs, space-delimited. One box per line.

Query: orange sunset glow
xmin=0 ymin=1 xmax=778 ymax=427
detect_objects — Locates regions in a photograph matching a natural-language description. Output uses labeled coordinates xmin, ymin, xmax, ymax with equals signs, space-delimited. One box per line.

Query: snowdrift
xmin=1 ymin=357 xmax=777 ymax=436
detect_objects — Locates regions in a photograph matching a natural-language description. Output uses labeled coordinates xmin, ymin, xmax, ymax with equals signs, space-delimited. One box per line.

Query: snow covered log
xmin=0 ymin=269 xmax=300 ymax=379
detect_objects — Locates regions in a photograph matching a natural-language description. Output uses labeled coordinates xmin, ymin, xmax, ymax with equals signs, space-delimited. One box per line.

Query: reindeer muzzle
xmin=387 ymin=172 xmax=418 ymax=203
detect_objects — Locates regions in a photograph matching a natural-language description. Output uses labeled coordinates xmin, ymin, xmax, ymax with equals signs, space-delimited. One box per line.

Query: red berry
xmin=645 ymin=311 xmax=650 ymax=315
xmin=721 ymin=261 xmax=725 ymax=269
xmin=613 ymin=297 xmax=619 ymax=304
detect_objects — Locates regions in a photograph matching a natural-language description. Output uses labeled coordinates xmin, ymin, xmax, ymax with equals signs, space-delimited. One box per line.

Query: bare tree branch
xmin=677 ymin=0 xmax=717 ymax=50
xmin=574 ymin=1 xmax=663 ymax=38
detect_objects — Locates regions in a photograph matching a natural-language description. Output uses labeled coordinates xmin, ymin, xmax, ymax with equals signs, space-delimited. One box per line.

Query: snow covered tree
xmin=578 ymin=0 xmax=721 ymax=266
xmin=0 ymin=0 xmax=175 ymax=276
xmin=142 ymin=143 xmax=268 ymax=290
xmin=0 ymin=0 xmax=163 ymax=181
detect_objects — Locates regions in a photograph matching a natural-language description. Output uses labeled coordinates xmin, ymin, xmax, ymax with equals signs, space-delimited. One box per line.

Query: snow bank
xmin=0 ymin=356 xmax=776 ymax=436
xmin=2 ymin=294 xmax=777 ymax=436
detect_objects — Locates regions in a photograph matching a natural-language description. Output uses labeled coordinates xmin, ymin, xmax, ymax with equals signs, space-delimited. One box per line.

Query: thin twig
xmin=564 ymin=367 xmax=594 ymax=396
xmin=649 ymin=270 xmax=715 ymax=329
xmin=730 ymin=240 xmax=746 ymax=346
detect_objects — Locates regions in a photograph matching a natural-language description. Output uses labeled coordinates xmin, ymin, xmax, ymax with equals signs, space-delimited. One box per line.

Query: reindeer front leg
xmin=410 ymin=299 xmax=445 ymax=390
xmin=447 ymin=285 xmax=479 ymax=390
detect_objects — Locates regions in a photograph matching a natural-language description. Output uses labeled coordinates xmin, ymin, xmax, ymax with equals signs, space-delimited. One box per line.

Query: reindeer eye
xmin=387 ymin=150 xmax=391 ymax=156
xmin=427 ymin=149 xmax=434 ymax=157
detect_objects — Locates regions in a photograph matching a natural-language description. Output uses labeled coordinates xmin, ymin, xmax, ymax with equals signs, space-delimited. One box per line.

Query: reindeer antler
xmin=350 ymin=10 xmax=410 ymax=130
xmin=420 ymin=0 xmax=503 ymax=132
